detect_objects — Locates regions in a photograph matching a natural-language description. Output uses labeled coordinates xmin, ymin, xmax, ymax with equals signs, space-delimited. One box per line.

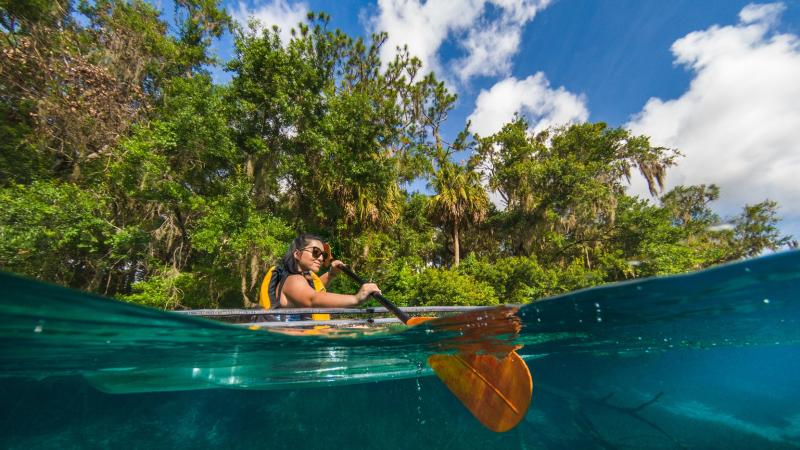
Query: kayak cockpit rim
xmin=172 ymin=305 xmax=517 ymax=328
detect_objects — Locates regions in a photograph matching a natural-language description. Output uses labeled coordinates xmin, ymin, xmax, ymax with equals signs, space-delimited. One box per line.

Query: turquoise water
xmin=1 ymin=251 xmax=799 ymax=449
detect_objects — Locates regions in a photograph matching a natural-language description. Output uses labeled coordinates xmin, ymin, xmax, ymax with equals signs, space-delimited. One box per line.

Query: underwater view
xmin=1 ymin=250 xmax=799 ymax=449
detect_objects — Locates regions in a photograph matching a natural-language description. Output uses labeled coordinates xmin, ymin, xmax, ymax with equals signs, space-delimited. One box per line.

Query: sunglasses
xmin=302 ymin=246 xmax=330 ymax=261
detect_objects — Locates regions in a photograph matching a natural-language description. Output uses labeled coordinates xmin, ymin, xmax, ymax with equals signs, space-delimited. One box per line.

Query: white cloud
xmin=454 ymin=16 xmax=523 ymax=82
xmin=368 ymin=0 xmax=549 ymax=84
xmin=369 ymin=0 xmax=483 ymax=78
xmin=454 ymin=1 xmax=549 ymax=82
xmin=230 ymin=0 xmax=309 ymax=44
xmin=626 ymin=2 xmax=800 ymax=233
xmin=468 ymin=73 xmax=589 ymax=136
xmin=739 ymin=2 xmax=785 ymax=25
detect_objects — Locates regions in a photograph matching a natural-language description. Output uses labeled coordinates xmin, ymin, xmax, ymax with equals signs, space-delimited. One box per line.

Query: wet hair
xmin=280 ymin=233 xmax=324 ymax=274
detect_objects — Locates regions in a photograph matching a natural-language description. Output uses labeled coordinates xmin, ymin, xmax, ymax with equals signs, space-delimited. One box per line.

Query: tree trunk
xmin=250 ymin=254 xmax=259 ymax=290
xmin=240 ymin=260 xmax=256 ymax=308
xmin=453 ymin=222 xmax=460 ymax=267
xmin=584 ymin=246 xmax=592 ymax=269
xmin=245 ymin=155 xmax=255 ymax=178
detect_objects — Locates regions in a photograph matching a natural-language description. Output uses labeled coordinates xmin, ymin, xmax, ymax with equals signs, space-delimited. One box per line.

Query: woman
xmin=259 ymin=234 xmax=380 ymax=310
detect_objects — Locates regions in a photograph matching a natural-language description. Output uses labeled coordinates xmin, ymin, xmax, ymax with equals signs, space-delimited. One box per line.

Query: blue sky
xmin=157 ymin=0 xmax=800 ymax=239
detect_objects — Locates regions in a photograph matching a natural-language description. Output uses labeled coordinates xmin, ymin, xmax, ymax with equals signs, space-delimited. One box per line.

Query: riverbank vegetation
xmin=1 ymin=1 xmax=793 ymax=309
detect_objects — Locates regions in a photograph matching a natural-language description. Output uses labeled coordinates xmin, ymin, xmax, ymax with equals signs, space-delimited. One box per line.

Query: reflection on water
xmin=1 ymin=251 xmax=799 ymax=448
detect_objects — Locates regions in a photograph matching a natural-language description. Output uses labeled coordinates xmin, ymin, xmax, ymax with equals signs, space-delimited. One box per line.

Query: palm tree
xmin=428 ymin=160 xmax=490 ymax=266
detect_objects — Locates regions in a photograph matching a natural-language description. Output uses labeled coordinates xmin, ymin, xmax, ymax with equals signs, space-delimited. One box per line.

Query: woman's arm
xmin=281 ymin=274 xmax=380 ymax=308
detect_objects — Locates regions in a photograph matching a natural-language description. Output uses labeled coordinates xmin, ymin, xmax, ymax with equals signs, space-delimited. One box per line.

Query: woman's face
xmin=294 ymin=239 xmax=326 ymax=273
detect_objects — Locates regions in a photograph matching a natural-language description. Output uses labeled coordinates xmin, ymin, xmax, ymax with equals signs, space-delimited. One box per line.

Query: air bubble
xmin=763 ymin=298 xmax=770 ymax=304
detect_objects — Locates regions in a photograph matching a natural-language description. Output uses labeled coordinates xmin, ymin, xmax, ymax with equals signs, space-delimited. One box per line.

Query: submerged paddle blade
xmin=428 ymin=352 xmax=532 ymax=432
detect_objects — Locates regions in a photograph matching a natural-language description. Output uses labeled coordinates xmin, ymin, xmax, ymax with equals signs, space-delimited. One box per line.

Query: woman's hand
xmin=328 ymin=260 xmax=344 ymax=278
xmin=354 ymin=283 xmax=381 ymax=304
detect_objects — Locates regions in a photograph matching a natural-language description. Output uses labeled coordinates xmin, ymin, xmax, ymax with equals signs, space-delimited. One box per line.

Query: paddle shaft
xmin=338 ymin=265 xmax=411 ymax=324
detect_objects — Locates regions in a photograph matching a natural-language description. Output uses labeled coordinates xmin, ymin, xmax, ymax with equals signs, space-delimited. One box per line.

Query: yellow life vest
xmin=259 ymin=266 xmax=331 ymax=321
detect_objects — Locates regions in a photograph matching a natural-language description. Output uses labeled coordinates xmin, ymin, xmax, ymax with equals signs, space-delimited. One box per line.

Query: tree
xmin=660 ymin=184 xmax=721 ymax=227
xmin=729 ymin=200 xmax=792 ymax=258
xmin=610 ymin=194 xmax=714 ymax=277
xmin=172 ymin=0 xmax=233 ymax=75
xmin=226 ymin=16 xmax=456 ymax=265
xmin=474 ymin=120 xmax=679 ymax=268
xmin=428 ymin=158 xmax=489 ymax=267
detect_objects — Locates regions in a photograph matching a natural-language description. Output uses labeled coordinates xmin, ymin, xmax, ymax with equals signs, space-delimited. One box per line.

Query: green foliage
xmin=458 ymin=255 xmax=602 ymax=304
xmin=0 ymin=0 xmax=70 ymax=31
xmin=191 ymin=180 xmax=294 ymax=306
xmin=660 ymin=184 xmax=721 ymax=227
xmin=0 ymin=181 xmax=116 ymax=288
xmin=474 ymin=119 xmax=680 ymax=263
xmin=122 ymin=268 xmax=208 ymax=309
xmin=225 ymin=16 xmax=441 ymax=239
xmin=0 ymin=3 xmax=794 ymax=310
xmin=390 ymin=267 xmax=498 ymax=307
xmin=730 ymin=200 xmax=792 ymax=258
xmin=172 ymin=0 xmax=233 ymax=73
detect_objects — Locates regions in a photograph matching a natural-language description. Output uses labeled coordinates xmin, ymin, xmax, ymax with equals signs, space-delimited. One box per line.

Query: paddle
xmin=337 ymin=265 xmax=412 ymax=324
xmin=338 ymin=265 xmax=533 ymax=432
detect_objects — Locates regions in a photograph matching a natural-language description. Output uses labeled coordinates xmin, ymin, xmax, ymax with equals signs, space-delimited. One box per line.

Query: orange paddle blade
xmin=428 ymin=352 xmax=532 ymax=432
xmin=406 ymin=316 xmax=436 ymax=326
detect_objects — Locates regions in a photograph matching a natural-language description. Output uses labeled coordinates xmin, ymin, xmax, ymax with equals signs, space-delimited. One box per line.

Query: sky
xmin=159 ymin=0 xmax=800 ymax=239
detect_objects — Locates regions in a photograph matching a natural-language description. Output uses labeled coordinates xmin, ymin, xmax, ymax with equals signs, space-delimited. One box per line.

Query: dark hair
xmin=280 ymin=233 xmax=324 ymax=274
